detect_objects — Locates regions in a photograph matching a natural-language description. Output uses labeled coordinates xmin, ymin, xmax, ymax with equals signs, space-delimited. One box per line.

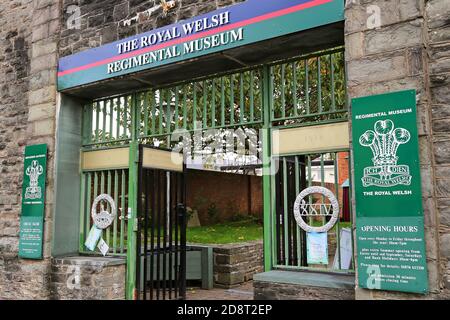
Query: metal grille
xmin=136 ymin=156 xmax=186 ymax=300
xmin=269 ymin=49 xmax=347 ymax=127
xmin=272 ymin=151 xmax=354 ymax=272
xmin=82 ymin=95 xmax=133 ymax=148
xmin=79 ymin=169 xmax=129 ymax=255
xmin=136 ymin=68 xmax=265 ymax=145
xmin=81 ymin=48 xmax=346 ymax=149
xmin=78 ymin=46 xmax=349 ymax=284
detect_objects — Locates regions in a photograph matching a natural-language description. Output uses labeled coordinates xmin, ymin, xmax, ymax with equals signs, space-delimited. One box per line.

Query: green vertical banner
xmin=18 ymin=144 xmax=47 ymax=259
xmin=352 ymin=90 xmax=428 ymax=294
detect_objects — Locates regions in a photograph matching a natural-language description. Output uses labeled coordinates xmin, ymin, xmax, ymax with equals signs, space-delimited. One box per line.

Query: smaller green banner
xmin=18 ymin=144 xmax=47 ymax=259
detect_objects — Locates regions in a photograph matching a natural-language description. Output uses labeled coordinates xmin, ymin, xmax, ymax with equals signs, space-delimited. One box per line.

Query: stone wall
xmin=345 ymin=0 xmax=450 ymax=299
xmin=0 ymin=0 xmax=60 ymax=300
xmin=254 ymin=281 xmax=355 ymax=300
xmin=427 ymin=0 xmax=450 ymax=299
xmin=59 ymin=0 xmax=246 ymax=58
xmin=50 ymin=256 xmax=126 ymax=300
xmin=213 ymin=241 xmax=263 ymax=288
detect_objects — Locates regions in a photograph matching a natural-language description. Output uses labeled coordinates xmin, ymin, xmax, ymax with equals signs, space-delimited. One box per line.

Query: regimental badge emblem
xmin=293 ymin=186 xmax=339 ymax=233
xmin=359 ymin=119 xmax=412 ymax=187
xmin=25 ymin=160 xmax=44 ymax=200
xmin=91 ymin=194 xmax=117 ymax=230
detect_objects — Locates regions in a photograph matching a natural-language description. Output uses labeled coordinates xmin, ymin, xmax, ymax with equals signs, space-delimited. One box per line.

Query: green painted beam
xmin=262 ymin=65 xmax=272 ymax=272
xmin=126 ymin=94 xmax=139 ymax=300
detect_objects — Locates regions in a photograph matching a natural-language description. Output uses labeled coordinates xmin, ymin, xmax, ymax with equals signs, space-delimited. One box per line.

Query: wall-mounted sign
xmin=18 ymin=144 xmax=47 ymax=259
xmin=293 ymin=186 xmax=339 ymax=233
xmin=352 ymin=90 xmax=428 ymax=294
xmin=57 ymin=0 xmax=344 ymax=90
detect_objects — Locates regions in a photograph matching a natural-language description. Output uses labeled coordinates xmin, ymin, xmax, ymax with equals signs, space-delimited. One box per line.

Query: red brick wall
xmin=186 ymin=170 xmax=263 ymax=225
xmin=337 ymin=152 xmax=349 ymax=185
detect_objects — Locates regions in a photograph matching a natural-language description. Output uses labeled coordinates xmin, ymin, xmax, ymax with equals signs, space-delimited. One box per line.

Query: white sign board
xmin=332 ymin=228 xmax=353 ymax=270
xmin=306 ymin=232 xmax=328 ymax=265
xmin=97 ymin=238 xmax=109 ymax=256
xmin=85 ymin=226 xmax=102 ymax=251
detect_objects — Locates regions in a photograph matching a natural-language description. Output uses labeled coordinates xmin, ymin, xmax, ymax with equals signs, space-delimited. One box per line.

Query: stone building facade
xmin=0 ymin=0 xmax=60 ymax=299
xmin=345 ymin=0 xmax=450 ymax=299
xmin=0 ymin=0 xmax=449 ymax=300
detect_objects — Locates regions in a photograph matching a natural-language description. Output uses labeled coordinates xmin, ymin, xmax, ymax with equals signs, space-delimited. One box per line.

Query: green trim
xmin=78 ymin=173 xmax=86 ymax=252
xmin=262 ymin=65 xmax=272 ymax=272
xmin=126 ymin=141 xmax=138 ymax=300
xmin=126 ymin=94 xmax=139 ymax=300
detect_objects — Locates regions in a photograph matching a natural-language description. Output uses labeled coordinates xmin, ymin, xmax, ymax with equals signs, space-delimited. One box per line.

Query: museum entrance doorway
xmin=136 ymin=146 xmax=187 ymax=300
xmin=76 ymin=46 xmax=349 ymax=299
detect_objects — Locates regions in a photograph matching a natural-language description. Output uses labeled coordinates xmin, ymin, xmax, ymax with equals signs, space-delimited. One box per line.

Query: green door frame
xmin=262 ymin=65 xmax=273 ymax=272
xmin=126 ymin=93 xmax=139 ymax=300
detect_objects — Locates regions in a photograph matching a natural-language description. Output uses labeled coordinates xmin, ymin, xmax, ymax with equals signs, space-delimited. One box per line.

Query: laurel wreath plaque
xmin=91 ymin=194 xmax=117 ymax=230
xmin=293 ymin=186 xmax=339 ymax=233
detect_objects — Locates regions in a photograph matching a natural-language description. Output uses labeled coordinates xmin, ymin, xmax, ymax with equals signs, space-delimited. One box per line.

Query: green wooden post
xmin=126 ymin=93 xmax=138 ymax=300
xmin=262 ymin=65 xmax=272 ymax=272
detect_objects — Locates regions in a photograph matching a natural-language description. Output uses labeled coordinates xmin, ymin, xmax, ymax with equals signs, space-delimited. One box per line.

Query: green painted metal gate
xmin=136 ymin=145 xmax=187 ymax=300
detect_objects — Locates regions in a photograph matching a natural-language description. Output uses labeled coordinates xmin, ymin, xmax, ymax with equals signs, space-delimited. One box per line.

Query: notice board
xmin=352 ymin=90 xmax=428 ymax=294
xmin=18 ymin=144 xmax=47 ymax=259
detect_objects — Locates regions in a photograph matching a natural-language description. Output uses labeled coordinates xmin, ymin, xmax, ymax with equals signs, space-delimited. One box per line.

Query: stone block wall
xmin=213 ymin=241 xmax=263 ymax=288
xmin=254 ymin=281 xmax=355 ymax=300
xmin=0 ymin=0 xmax=60 ymax=300
xmin=59 ymin=0 xmax=246 ymax=58
xmin=345 ymin=0 xmax=450 ymax=299
xmin=50 ymin=256 xmax=126 ymax=300
xmin=427 ymin=0 xmax=450 ymax=299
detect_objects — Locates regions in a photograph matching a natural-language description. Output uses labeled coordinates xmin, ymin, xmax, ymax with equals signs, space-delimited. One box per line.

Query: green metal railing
xmin=81 ymin=48 xmax=346 ymax=149
xmin=80 ymin=94 xmax=133 ymax=256
xmin=82 ymin=95 xmax=133 ymax=148
xmin=271 ymin=151 xmax=354 ymax=273
xmin=269 ymin=49 xmax=346 ymax=127
xmin=136 ymin=68 xmax=265 ymax=145
xmin=79 ymin=169 xmax=129 ymax=255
